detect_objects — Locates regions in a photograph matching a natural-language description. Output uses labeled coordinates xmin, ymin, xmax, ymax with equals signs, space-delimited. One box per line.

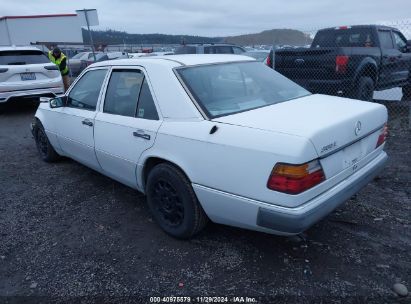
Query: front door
xmin=392 ymin=31 xmax=411 ymax=84
xmin=94 ymin=68 xmax=162 ymax=189
xmin=55 ymin=68 xmax=108 ymax=170
xmin=378 ymin=29 xmax=399 ymax=87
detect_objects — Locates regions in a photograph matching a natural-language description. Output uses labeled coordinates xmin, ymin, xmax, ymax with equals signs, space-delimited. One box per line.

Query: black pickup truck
xmin=272 ymin=25 xmax=411 ymax=101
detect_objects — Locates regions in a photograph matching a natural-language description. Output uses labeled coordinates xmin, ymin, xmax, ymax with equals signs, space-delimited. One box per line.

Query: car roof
xmin=318 ymin=24 xmax=398 ymax=32
xmin=91 ymin=54 xmax=254 ymax=68
xmin=0 ymin=46 xmax=44 ymax=52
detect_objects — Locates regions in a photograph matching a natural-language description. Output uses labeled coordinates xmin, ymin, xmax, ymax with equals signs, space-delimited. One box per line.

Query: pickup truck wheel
xmin=34 ymin=124 xmax=60 ymax=162
xmin=354 ymin=76 xmax=374 ymax=101
xmin=402 ymin=84 xmax=411 ymax=98
xmin=146 ymin=163 xmax=208 ymax=239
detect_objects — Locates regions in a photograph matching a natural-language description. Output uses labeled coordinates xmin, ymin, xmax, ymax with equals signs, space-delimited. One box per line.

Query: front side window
xmin=392 ymin=32 xmax=407 ymax=51
xmin=67 ymin=69 xmax=107 ymax=110
xmin=177 ymin=61 xmax=310 ymax=118
xmin=104 ymin=70 xmax=144 ymax=117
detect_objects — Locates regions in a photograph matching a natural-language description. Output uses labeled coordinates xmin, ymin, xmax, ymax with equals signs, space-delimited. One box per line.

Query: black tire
xmin=402 ymin=84 xmax=411 ymax=99
xmin=146 ymin=163 xmax=208 ymax=239
xmin=353 ymin=76 xmax=374 ymax=101
xmin=34 ymin=123 xmax=60 ymax=162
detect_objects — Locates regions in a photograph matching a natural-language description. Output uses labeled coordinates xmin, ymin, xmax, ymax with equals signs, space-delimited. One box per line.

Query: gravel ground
xmin=0 ymin=101 xmax=410 ymax=304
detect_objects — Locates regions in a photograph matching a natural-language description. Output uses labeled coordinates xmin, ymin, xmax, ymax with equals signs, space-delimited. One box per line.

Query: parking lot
xmin=0 ymin=100 xmax=409 ymax=302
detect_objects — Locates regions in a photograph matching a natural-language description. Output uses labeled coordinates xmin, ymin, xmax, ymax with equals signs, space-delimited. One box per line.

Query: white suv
xmin=0 ymin=46 xmax=64 ymax=104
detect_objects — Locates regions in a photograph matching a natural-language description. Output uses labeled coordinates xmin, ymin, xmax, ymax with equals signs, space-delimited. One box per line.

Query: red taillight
xmin=336 ymin=55 xmax=349 ymax=74
xmin=266 ymin=55 xmax=272 ymax=67
xmin=267 ymin=160 xmax=325 ymax=195
xmin=376 ymin=123 xmax=388 ymax=148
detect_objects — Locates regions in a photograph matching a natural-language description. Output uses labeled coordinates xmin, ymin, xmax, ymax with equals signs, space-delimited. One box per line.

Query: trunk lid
xmin=275 ymin=48 xmax=340 ymax=80
xmin=213 ymin=94 xmax=387 ymax=176
xmin=0 ymin=63 xmax=61 ymax=91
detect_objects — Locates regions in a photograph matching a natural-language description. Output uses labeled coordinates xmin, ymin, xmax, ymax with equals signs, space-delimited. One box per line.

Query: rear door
xmin=94 ymin=67 xmax=162 ymax=189
xmin=54 ymin=68 xmax=108 ymax=170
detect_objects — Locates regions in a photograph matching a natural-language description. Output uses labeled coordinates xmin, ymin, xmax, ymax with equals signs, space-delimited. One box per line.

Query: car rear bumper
xmin=193 ymin=151 xmax=388 ymax=235
xmin=0 ymin=86 xmax=64 ymax=103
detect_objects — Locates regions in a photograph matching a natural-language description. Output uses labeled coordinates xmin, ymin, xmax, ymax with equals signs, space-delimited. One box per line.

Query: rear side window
xmin=67 ymin=69 xmax=107 ymax=110
xmin=233 ymin=47 xmax=245 ymax=54
xmin=0 ymin=50 xmax=49 ymax=65
xmin=378 ymin=31 xmax=394 ymax=49
xmin=204 ymin=46 xmax=234 ymax=54
xmin=136 ymin=78 xmax=159 ymax=120
xmin=313 ymin=29 xmax=375 ymax=47
xmin=104 ymin=70 xmax=144 ymax=117
xmin=174 ymin=46 xmax=197 ymax=54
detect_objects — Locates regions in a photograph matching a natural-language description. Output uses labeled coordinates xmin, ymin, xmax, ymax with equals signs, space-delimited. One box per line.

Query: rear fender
xmin=354 ymin=58 xmax=378 ymax=84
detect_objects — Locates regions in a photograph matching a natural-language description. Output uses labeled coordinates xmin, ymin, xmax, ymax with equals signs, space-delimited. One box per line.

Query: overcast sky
xmin=1 ymin=0 xmax=410 ymax=36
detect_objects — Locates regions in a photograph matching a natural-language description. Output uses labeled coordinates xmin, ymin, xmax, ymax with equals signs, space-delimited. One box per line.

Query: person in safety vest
xmin=48 ymin=47 xmax=70 ymax=92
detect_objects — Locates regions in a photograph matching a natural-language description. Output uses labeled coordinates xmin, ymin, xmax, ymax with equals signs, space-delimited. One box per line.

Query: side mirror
xmin=39 ymin=97 xmax=52 ymax=103
xmin=49 ymin=96 xmax=67 ymax=108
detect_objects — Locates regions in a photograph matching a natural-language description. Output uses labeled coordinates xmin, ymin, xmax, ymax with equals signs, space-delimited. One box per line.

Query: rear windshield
xmin=176 ymin=61 xmax=310 ymax=118
xmin=312 ymin=29 xmax=375 ymax=47
xmin=174 ymin=46 xmax=197 ymax=54
xmin=0 ymin=50 xmax=49 ymax=65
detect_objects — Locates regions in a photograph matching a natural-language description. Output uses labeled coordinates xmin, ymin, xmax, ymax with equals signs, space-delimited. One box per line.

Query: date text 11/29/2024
xmin=149 ymin=296 xmax=258 ymax=303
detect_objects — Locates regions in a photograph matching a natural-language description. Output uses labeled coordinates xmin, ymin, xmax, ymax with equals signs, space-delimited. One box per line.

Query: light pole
xmin=76 ymin=9 xmax=98 ymax=61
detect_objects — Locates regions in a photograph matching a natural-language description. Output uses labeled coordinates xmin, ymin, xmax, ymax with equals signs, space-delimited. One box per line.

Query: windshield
xmin=0 ymin=50 xmax=49 ymax=65
xmin=176 ymin=61 xmax=310 ymax=118
xmin=71 ymin=52 xmax=86 ymax=59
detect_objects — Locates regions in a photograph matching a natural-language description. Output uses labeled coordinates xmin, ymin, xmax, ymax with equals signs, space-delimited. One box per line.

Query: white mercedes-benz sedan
xmin=31 ymin=55 xmax=388 ymax=239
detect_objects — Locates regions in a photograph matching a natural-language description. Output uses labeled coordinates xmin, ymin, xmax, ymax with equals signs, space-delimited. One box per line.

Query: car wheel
xmin=355 ymin=76 xmax=374 ymax=101
xmin=146 ymin=163 xmax=208 ymax=239
xmin=402 ymin=84 xmax=411 ymax=99
xmin=34 ymin=123 xmax=60 ymax=162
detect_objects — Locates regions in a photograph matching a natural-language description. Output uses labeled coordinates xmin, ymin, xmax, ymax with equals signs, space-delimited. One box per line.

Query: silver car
xmin=68 ymin=52 xmax=101 ymax=76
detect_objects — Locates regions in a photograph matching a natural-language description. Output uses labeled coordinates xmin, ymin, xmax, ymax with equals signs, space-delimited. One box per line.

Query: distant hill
xmin=82 ymin=28 xmax=311 ymax=46
xmin=224 ymin=29 xmax=312 ymax=46
xmin=82 ymin=29 xmax=222 ymax=45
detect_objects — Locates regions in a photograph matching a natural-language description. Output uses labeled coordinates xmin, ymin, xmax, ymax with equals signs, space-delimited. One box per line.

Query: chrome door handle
xmin=82 ymin=119 xmax=93 ymax=127
xmin=133 ymin=131 xmax=150 ymax=140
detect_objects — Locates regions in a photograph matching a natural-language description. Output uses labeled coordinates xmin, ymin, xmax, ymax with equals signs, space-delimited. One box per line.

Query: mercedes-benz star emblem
xmin=354 ymin=121 xmax=362 ymax=136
